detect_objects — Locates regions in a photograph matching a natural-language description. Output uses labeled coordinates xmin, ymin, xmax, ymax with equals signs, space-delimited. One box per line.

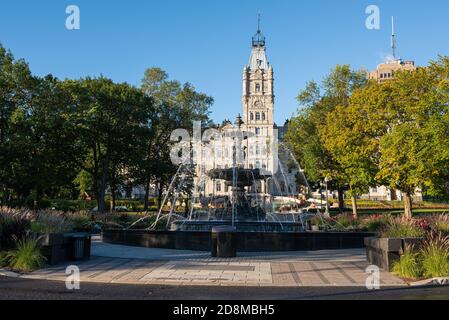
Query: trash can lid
xmin=211 ymin=226 xmax=237 ymax=233
xmin=71 ymin=234 xmax=88 ymax=239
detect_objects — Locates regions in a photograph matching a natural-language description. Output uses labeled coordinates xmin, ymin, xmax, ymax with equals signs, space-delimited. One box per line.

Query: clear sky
xmin=1 ymin=0 xmax=448 ymax=124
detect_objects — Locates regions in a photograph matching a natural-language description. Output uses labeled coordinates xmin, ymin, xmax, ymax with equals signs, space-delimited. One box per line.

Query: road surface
xmin=1 ymin=276 xmax=448 ymax=300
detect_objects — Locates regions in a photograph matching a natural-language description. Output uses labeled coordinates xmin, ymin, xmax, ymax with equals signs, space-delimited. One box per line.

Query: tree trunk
xmin=98 ymin=149 xmax=111 ymax=214
xmin=144 ymin=178 xmax=151 ymax=212
xmin=157 ymin=181 xmax=164 ymax=210
xmin=404 ymin=193 xmax=413 ymax=219
xmin=390 ymin=189 xmax=397 ymax=201
xmin=109 ymin=163 xmax=117 ymax=214
xmin=110 ymin=186 xmax=116 ymax=214
xmin=337 ymin=187 xmax=345 ymax=213
xmin=109 ymin=197 xmax=113 ymax=214
xmin=351 ymin=196 xmax=358 ymax=220
xmin=1 ymin=188 xmax=10 ymax=206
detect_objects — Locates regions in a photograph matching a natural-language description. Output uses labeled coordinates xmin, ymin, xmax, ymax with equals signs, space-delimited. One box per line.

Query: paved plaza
xmin=15 ymin=237 xmax=406 ymax=287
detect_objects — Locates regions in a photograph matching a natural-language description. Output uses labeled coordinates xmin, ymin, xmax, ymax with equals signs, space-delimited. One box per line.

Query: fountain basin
xmin=102 ymin=229 xmax=375 ymax=252
xmin=171 ymin=220 xmax=305 ymax=232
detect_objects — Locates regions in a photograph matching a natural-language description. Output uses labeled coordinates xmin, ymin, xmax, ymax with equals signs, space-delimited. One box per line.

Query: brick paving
xmin=21 ymin=241 xmax=406 ymax=287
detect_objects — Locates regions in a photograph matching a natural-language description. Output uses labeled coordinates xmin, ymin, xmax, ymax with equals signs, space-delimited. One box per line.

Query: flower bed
xmin=364 ymin=214 xmax=449 ymax=281
xmin=0 ymin=207 xmax=93 ymax=271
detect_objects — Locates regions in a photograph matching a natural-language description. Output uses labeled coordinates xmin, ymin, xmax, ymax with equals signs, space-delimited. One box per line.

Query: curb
xmin=409 ymin=277 xmax=449 ymax=287
xmin=0 ymin=268 xmax=21 ymax=278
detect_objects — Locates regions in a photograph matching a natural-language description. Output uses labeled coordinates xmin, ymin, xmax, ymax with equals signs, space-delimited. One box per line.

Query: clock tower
xmin=242 ymin=16 xmax=274 ymax=137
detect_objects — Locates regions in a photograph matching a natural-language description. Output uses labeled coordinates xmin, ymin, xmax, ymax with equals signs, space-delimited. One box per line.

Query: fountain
xmin=170 ymin=166 xmax=306 ymax=232
xmin=155 ymin=117 xmax=311 ymax=233
xmin=104 ymin=118 xmax=374 ymax=253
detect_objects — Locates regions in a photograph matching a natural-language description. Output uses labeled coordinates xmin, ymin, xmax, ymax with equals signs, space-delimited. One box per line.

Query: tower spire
xmin=391 ymin=16 xmax=396 ymax=60
xmin=252 ymin=10 xmax=265 ymax=47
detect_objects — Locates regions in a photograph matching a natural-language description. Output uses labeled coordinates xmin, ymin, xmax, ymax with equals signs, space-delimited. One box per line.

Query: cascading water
xmin=128 ymin=126 xmax=324 ymax=232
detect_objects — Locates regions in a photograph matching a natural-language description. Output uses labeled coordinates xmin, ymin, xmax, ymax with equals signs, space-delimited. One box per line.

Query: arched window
xmin=250 ymin=112 xmax=254 ymax=121
xmin=255 ymin=127 xmax=261 ymax=135
xmin=256 ymin=112 xmax=261 ymax=121
xmin=255 ymin=83 xmax=261 ymax=92
xmin=262 ymin=112 xmax=266 ymax=121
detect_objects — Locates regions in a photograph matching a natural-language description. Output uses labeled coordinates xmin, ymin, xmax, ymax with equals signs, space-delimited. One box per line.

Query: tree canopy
xmin=289 ymin=57 xmax=449 ymax=217
xmin=0 ymin=45 xmax=213 ymax=213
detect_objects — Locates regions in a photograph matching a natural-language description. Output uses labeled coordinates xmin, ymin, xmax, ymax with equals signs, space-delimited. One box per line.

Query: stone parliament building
xmin=192 ymin=23 xmax=298 ymax=199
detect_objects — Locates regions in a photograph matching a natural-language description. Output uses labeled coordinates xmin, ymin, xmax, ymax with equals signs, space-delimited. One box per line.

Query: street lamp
xmin=324 ymin=177 xmax=331 ymax=217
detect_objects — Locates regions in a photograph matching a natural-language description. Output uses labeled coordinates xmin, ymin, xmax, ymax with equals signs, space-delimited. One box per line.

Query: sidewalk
xmin=20 ymin=239 xmax=406 ymax=287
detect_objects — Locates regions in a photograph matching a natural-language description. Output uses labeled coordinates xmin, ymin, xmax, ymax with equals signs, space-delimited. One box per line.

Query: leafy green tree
xmin=137 ymin=68 xmax=213 ymax=210
xmin=321 ymin=81 xmax=385 ymax=218
xmin=326 ymin=58 xmax=449 ymax=218
xmin=376 ymin=62 xmax=449 ymax=217
xmin=286 ymin=65 xmax=367 ymax=213
xmin=1 ymin=45 xmax=77 ymax=206
xmin=0 ymin=45 xmax=33 ymax=204
xmin=61 ymin=78 xmax=155 ymax=213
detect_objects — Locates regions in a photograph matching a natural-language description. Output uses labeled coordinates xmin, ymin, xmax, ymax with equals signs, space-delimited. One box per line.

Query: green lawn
xmin=341 ymin=200 xmax=449 ymax=209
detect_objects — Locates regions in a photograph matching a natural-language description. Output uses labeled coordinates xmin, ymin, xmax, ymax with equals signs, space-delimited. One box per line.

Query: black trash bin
xmin=70 ymin=234 xmax=91 ymax=261
xmin=72 ymin=235 xmax=85 ymax=260
xmin=211 ymin=226 xmax=237 ymax=258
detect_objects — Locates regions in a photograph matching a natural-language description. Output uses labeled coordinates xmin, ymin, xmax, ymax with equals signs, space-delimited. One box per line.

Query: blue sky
xmin=1 ymin=0 xmax=448 ymax=124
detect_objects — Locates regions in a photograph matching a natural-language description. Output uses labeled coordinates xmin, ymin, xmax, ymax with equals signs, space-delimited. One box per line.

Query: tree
xmin=321 ymin=81 xmax=386 ymax=218
xmin=137 ymin=68 xmax=213 ymax=211
xmin=286 ymin=65 xmax=367 ymax=213
xmin=0 ymin=45 xmax=33 ymax=204
xmin=376 ymin=61 xmax=449 ymax=217
xmin=61 ymin=78 xmax=155 ymax=213
xmin=325 ymin=57 xmax=449 ymax=218
xmin=1 ymin=45 xmax=78 ymax=206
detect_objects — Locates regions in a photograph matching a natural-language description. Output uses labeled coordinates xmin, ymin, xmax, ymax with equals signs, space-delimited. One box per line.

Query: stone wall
xmin=102 ymin=230 xmax=375 ymax=252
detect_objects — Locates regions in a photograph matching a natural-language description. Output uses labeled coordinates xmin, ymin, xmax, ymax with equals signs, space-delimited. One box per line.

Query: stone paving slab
xmin=23 ymin=257 xmax=406 ymax=287
xmin=20 ymin=241 xmax=407 ymax=287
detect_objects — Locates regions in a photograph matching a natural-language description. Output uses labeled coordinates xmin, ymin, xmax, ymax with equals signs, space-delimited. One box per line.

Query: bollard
xmin=211 ymin=226 xmax=237 ymax=258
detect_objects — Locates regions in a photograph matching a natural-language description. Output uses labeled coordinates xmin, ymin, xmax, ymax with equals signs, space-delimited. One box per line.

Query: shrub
xmin=435 ymin=221 xmax=449 ymax=235
xmin=4 ymin=237 xmax=47 ymax=272
xmin=361 ymin=215 xmax=391 ymax=233
xmin=429 ymin=214 xmax=449 ymax=235
xmin=0 ymin=251 xmax=9 ymax=268
xmin=47 ymin=199 xmax=96 ymax=212
xmin=97 ymin=221 xmax=126 ymax=230
xmin=392 ymin=247 xmax=423 ymax=280
xmin=65 ymin=211 xmax=95 ymax=232
xmin=30 ymin=213 xmax=74 ymax=234
xmin=380 ymin=217 xmax=425 ymax=238
xmin=310 ymin=216 xmax=322 ymax=226
xmin=334 ymin=214 xmax=359 ymax=230
xmin=420 ymin=234 xmax=449 ymax=278
xmin=69 ymin=215 xmax=93 ymax=232
xmin=0 ymin=215 xmax=30 ymax=249
xmin=114 ymin=200 xmax=145 ymax=212
xmin=0 ymin=207 xmax=35 ymax=220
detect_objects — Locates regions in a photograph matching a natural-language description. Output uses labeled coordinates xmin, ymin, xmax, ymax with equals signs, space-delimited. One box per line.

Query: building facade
xmin=369 ymin=59 xmax=416 ymax=83
xmin=194 ymin=25 xmax=298 ymax=198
